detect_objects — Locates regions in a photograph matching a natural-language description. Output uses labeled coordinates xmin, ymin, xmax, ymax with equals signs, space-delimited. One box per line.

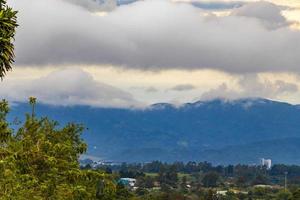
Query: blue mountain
xmin=8 ymin=98 xmax=300 ymax=164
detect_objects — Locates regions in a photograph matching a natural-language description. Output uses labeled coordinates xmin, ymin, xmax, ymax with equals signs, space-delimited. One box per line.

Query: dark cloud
xmin=170 ymin=84 xmax=196 ymax=91
xmin=231 ymin=1 xmax=291 ymax=29
xmin=8 ymin=0 xmax=300 ymax=74
xmin=0 ymin=68 xmax=141 ymax=108
xmin=62 ymin=0 xmax=117 ymax=12
xmin=63 ymin=0 xmax=139 ymax=11
xmin=201 ymin=74 xmax=299 ymax=100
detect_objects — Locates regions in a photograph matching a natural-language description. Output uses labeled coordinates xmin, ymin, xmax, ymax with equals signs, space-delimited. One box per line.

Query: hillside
xmin=8 ymin=98 xmax=300 ymax=164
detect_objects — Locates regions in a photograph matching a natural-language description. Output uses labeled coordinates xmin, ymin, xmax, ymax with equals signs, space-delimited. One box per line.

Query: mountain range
xmin=8 ymin=98 xmax=300 ymax=165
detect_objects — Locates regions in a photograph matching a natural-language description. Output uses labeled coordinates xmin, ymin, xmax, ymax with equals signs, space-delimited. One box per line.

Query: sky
xmin=1 ymin=0 xmax=300 ymax=108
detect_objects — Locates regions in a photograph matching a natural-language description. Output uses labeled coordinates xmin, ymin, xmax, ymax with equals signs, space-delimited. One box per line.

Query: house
xmin=118 ymin=178 xmax=137 ymax=187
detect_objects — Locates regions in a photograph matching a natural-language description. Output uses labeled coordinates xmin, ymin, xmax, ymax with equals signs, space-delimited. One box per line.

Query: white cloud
xmin=0 ymin=68 xmax=141 ymax=108
xmin=201 ymin=74 xmax=298 ymax=100
xmin=7 ymin=0 xmax=300 ymax=74
xmin=145 ymin=87 xmax=159 ymax=93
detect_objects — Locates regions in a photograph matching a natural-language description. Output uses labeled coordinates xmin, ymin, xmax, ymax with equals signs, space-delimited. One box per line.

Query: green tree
xmin=202 ymin=172 xmax=220 ymax=188
xmin=276 ymin=190 xmax=292 ymax=200
xmin=205 ymin=189 xmax=217 ymax=200
xmin=29 ymin=96 xmax=37 ymax=118
xmin=0 ymin=99 xmax=117 ymax=199
xmin=115 ymin=183 xmax=134 ymax=200
xmin=0 ymin=0 xmax=18 ymax=79
xmin=137 ymin=176 xmax=154 ymax=189
xmin=252 ymin=174 xmax=268 ymax=185
xmin=158 ymin=165 xmax=178 ymax=188
xmin=223 ymin=191 xmax=238 ymax=200
xmin=235 ymin=176 xmax=247 ymax=188
xmin=0 ymin=99 xmax=10 ymax=142
xmin=292 ymin=189 xmax=300 ymax=200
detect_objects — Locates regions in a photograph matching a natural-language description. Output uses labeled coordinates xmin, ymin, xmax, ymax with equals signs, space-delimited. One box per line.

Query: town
xmin=78 ymin=158 xmax=300 ymax=199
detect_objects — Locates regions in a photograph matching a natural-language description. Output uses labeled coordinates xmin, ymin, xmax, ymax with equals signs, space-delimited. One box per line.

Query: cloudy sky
xmin=2 ymin=0 xmax=300 ymax=108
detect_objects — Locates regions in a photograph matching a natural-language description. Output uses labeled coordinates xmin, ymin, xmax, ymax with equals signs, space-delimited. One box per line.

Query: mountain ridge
xmin=7 ymin=98 xmax=300 ymax=164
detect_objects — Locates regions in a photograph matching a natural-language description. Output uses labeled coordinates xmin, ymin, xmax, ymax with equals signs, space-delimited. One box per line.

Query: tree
xmin=252 ymin=174 xmax=268 ymax=185
xmin=0 ymin=99 xmax=10 ymax=142
xmin=292 ymin=189 xmax=300 ymax=200
xmin=0 ymin=0 xmax=18 ymax=79
xmin=236 ymin=176 xmax=246 ymax=187
xmin=158 ymin=165 xmax=178 ymax=188
xmin=115 ymin=183 xmax=134 ymax=200
xmin=137 ymin=176 xmax=154 ymax=189
xmin=276 ymin=190 xmax=292 ymax=200
xmin=251 ymin=187 xmax=270 ymax=199
xmin=205 ymin=189 xmax=217 ymax=200
xmin=202 ymin=172 xmax=220 ymax=188
xmin=29 ymin=96 xmax=37 ymax=118
xmin=0 ymin=99 xmax=117 ymax=199
xmin=180 ymin=175 xmax=188 ymax=193
xmin=223 ymin=191 xmax=238 ymax=200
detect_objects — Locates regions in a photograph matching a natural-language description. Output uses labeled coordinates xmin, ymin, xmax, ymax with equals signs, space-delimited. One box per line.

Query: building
xmin=261 ymin=158 xmax=272 ymax=169
xmin=118 ymin=178 xmax=137 ymax=187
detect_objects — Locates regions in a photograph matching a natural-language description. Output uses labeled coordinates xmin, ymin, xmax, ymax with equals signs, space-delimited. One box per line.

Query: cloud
xmin=145 ymin=87 xmax=159 ymax=93
xmin=231 ymin=1 xmax=290 ymax=29
xmin=201 ymin=74 xmax=298 ymax=100
xmin=275 ymin=80 xmax=298 ymax=93
xmin=62 ymin=0 xmax=117 ymax=12
xmin=8 ymin=0 xmax=300 ymax=74
xmin=130 ymin=86 xmax=158 ymax=93
xmin=170 ymin=84 xmax=196 ymax=91
xmin=0 ymin=68 xmax=141 ymax=108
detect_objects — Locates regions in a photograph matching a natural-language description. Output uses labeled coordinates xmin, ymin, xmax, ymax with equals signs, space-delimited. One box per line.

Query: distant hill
xmin=8 ymin=98 xmax=300 ymax=164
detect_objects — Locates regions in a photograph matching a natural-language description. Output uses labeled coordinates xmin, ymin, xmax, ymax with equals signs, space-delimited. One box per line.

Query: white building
xmin=261 ymin=158 xmax=272 ymax=169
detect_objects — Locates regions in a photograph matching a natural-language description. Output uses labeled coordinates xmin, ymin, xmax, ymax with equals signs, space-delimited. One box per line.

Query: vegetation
xmin=0 ymin=0 xmax=18 ymax=79
xmin=89 ymin=161 xmax=300 ymax=200
xmin=0 ymin=99 xmax=122 ymax=199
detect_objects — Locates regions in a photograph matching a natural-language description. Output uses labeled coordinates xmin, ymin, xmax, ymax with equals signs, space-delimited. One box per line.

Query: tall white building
xmin=261 ymin=158 xmax=272 ymax=169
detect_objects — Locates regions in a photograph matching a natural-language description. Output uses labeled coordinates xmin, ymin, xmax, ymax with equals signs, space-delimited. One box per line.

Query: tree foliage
xmin=0 ymin=0 xmax=18 ymax=79
xmin=0 ymin=99 xmax=117 ymax=199
xmin=202 ymin=172 xmax=220 ymax=188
